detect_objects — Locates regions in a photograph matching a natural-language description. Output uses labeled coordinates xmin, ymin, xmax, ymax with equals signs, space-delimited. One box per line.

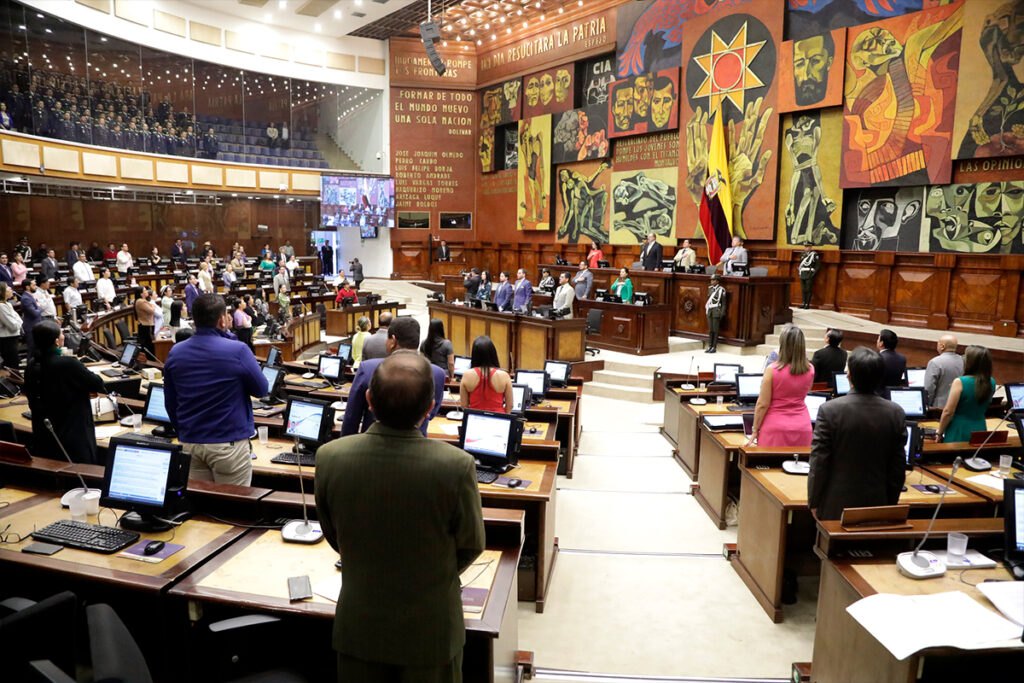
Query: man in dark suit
xmin=811 ymin=328 xmax=847 ymax=388
xmin=315 ymin=351 xmax=485 ymax=682
xmin=877 ymin=328 xmax=907 ymax=390
xmin=65 ymin=242 xmax=82 ymax=268
xmin=40 ymin=249 xmax=59 ymax=282
xmin=808 ymin=346 xmax=906 ymax=520
xmin=436 ymin=240 xmax=451 ymax=262
xmin=640 ymin=232 xmax=663 ymax=271
xmin=463 ymin=267 xmax=481 ymax=300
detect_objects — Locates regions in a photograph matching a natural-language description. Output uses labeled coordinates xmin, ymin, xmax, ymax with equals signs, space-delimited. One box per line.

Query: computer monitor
xmin=453 ymin=355 xmax=472 ymax=379
xmin=735 ymin=373 xmax=763 ymax=405
xmin=118 ymin=342 xmax=139 ymax=368
xmin=261 ymin=365 xmax=283 ymax=401
xmin=510 ymin=384 xmax=532 ymax=415
xmin=544 ymin=360 xmax=571 ymax=388
xmin=905 ymin=367 xmax=926 ymax=388
xmin=143 ymin=384 xmax=172 ymax=426
xmin=903 ymin=421 xmax=923 ymax=469
xmin=265 ymin=346 xmax=281 ymax=368
xmin=1005 ymin=478 xmax=1024 ymax=578
xmin=318 ymin=354 xmax=344 ymax=383
xmin=100 ymin=436 xmax=191 ymax=531
xmin=805 ymin=393 xmax=829 ymax=423
xmin=284 ymin=397 xmax=332 ymax=455
xmin=1006 ymin=383 xmax=1024 ymax=412
xmin=714 ymin=363 xmax=743 ymax=385
xmin=888 ymin=387 xmax=926 ymax=419
xmin=833 ymin=372 xmax=851 ymax=396
xmin=339 ymin=296 xmax=355 ymax=307
xmin=515 ymin=370 xmax=548 ymax=401
xmin=458 ymin=409 xmax=524 ymax=474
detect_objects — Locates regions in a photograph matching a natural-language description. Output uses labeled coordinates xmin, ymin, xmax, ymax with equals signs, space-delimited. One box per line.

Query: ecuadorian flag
xmin=698 ymin=106 xmax=733 ymax=265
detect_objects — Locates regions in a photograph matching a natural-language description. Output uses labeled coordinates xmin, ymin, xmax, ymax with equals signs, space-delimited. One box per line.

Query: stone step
xmin=669 ymin=338 xmax=705 ymax=353
xmin=591 ymin=369 xmax=655 ymax=389
xmin=582 ymin=381 xmax=655 ymax=403
xmin=603 ymin=359 xmax=663 ymax=375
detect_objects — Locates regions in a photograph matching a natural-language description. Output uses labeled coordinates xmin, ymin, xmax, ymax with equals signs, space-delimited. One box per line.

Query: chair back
xmin=169 ymin=300 xmax=183 ymax=327
xmin=585 ymin=308 xmax=603 ymax=335
xmin=87 ymin=603 xmax=154 ymax=683
xmin=114 ymin=320 xmax=132 ymax=344
xmin=102 ymin=328 xmax=117 ymax=350
xmin=0 ymin=591 xmax=77 ymax=679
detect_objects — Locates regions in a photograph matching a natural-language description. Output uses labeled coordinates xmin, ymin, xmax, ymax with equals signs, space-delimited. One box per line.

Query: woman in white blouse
xmin=95 ymin=268 xmax=116 ymax=309
xmin=198 ymin=262 xmax=213 ymax=293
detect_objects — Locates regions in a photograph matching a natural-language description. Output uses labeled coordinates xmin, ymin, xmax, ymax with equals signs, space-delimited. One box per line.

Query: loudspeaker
xmin=419 ymin=21 xmax=446 ymax=76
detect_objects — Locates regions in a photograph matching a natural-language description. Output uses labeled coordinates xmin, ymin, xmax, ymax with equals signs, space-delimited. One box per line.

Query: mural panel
xmin=608 ymin=68 xmax=681 ymax=139
xmin=841 ymin=185 xmax=925 ymax=251
xmin=610 ymin=167 xmax=679 ymax=245
xmin=778 ymin=29 xmax=846 ymax=112
xmin=552 ymin=107 xmax=610 ymax=164
xmin=924 ymin=182 xmax=1024 ymax=253
xmin=556 ymin=159 xmax=612 ymax=244
xmin=479 ymin=78 xmax=523 ymax=128
xmin=777 ymin=109 xmax=843 ymax=248
xmin=517 ymin=115 xmax=552 ymax=231
xmin=522 ymin=65 xmax=575 ymax=119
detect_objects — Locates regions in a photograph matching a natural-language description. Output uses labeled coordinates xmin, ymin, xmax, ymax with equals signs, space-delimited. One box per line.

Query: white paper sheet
xmin=846 ymin=591 xmax=1022 ymax=660
xmin=965 ymin=473 xmax=1009 ymax=492
xmin=438 ymin=423 xmax=461 ymax=436
xmin=978 ymin=581 xmax=1024 ymax=627
xmin=312 ymin=573 xmax=342 ymax=603
xmin=94 ymin=425 xmax=127 ymax=439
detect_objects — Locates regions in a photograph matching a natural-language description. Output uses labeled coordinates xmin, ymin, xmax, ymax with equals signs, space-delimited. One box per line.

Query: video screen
xmin=1008 ymin=383 xmax=1024 ymax=410
xmin=904 ymin=425 xmax=916 ymax=464
xmin=145 ymin=385 xmax=171 ymax=424
xmin=805 ymin=394 xmax=828 ymax=422
xmin=714 ymin=364 xmax=742 ymax=384
xmin=266 ymin=347 xmax=280 ymax=367
xmin=511 ymin=385 xmax=528 ymax=413
xmin=286 ymin=400 xmax=325 ymax=441
xmin=463 ymin=412 xmax=512 ymax=460
xmin=544 ymin=360 xmax=571 ymax=385
xmin=261 ymin=366 xmax=281 ymax=397
xmin=107 ymin=443 xmax=171 ymax=506
xmin=889 ymin=389 xmax=925 ymax=418
xmin=120 ymin=343 xmax=137 ymax=366
xmin=336 ymin=344 xmax=352 ymax=363
xmin=906 ymin=368 xmax=926 ymax=387
xmin=515 ymin=371 xmax=546 ymax=398
xmin=454 ymin=356 xmax=472 ymax=378
xmin=834 ymin=373 xmax=850 ymax=395
xmin=321 ymin=175 xmax=395 ymax=237
xmin=737 ymin=374 xmax=763 ymax=399
xmin=319 ymin=355 xmax=343 ymax=380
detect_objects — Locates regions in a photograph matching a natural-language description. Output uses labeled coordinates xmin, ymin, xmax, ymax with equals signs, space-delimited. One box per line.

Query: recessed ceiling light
xmin=314 ymin=23 xmax=321 ymax=31
xmin=334 ymin=9 xmax=342 ymax=18
xmin=278 ymin=0 xmax=287 ymax=8
xmin=264 ymin=13 xmax=272 ymax=22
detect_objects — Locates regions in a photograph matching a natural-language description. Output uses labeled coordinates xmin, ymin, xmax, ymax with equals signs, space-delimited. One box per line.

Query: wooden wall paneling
xmin=888 ymin=255 xmax=946 ymax=329
xmin=835 ymin=257 xmax=884 ymax=320
xmin=672 ymin=281 xmax=707 ymax=336
xmin=517 ymin=323 xmax=549 ymax=371
xmin=498 ymin=243 xmax=518 ymax=277
xmin=394 ymin=242 xmax=429 ymax=279
xmin=949 ymin=263 xmax=1010 ymax=336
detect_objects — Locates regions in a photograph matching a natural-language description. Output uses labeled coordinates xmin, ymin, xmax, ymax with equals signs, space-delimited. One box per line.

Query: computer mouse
xmin=507 ymin=478 xmax=522 ymax=488
xmin=301 ymin=372 xmax=315 ymax=380
xmin=143 ymin=540 xmax=165 ymax=556
xmin=924 ymin=484 xmax=942 ymax=494
xmin=528 ymin=426 xmax=537 ymax=434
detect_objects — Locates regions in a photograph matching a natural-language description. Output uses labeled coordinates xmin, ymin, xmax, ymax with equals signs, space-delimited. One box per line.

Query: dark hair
xmin=192 ymin=293 xmax=226 ymax=328
xmin=387 ymin=316 xmax=420 ymax=350
xmin=652 ymin=74 xmax=676 ymax=97
xmin=420 ymin=318 xmax=447 ymax=355
xmin=31 ymin=321 xmax=61 ymax=357
xmin=174 ymin=328 xmax=194 ymax=343
xmin=962 ymin=345 xmax=993 ymax=404
xmin=500 ymin=270 xmax=510 ymax=279
xmin=879 ymin=329 xmax=898 ymax=350
xmin=559 ymin=272 xmax=570 ymax=281
xmin=470 ymin=335 xmax=501 ymax=370
xmin=826 ymin=329 xmax=843 ymax=348
xmin=847 ymin=346 xmax=884 ymax=393
xmin=621 ymin=267 xmax=630 ymax=275
xmin=470 ymin=267 xmax=480 ymax=275
xmin=369 ymin=351 xmax=435 ymax=430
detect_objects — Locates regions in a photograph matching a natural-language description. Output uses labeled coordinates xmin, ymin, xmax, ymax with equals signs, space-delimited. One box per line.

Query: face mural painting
xmin=924 ymin=182 xmax=1024 ymax=254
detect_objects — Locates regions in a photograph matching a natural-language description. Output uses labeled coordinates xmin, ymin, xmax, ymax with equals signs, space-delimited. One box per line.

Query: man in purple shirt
xmin=340 ymin=317 xmax=445 ymax=438
xmin=163 ymin=294 xmax=267 ymax=485
xmin=183 ymin=274 xmax=200 ymax=316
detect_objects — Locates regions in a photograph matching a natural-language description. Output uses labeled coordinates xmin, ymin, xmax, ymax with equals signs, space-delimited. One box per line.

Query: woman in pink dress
xmin=747 ymin=325 xmax=815 ymax=447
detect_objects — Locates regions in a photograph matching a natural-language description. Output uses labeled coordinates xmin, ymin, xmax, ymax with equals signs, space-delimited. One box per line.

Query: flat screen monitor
xmin=714 ymin=363 xmax=742 ymax=385
xmin=736 ymin=373 xmax=763 ymax=402
xmin=805 ymin=393 xmax=829 ymax=423
xmin=119 ymin=342 xmax=138 ymax=367
xmin=453 ymin=355 xmax=472 ymax=378
xmin=515 ymin=370 xmax=548 ymax=400
xmin=143 ymin=384 xmax=171 ymax=425
xmin=903 ymin=421 xmax=922 ymax=468
xmin=702 ymin=415 xmax=745 ymax=430
xmin=284 ymin=398 xmax=331 ymax=447
xmin=1006 ymin=383 xmax=1024 ymax=412
xmin=510 ymin=384 xmax=532 ymax=415
xmin=318 ymin=354 xmax=343 ymax=381
xmin=1006 ymin=478 xmax=1024 ymax=566
xmin=261 ymin=365 xmax=283 ymax=399
xmin=458 ymin=409 xmax=523 ymax=472
xmin=888 ymin=387 xmax=926 ymax=419
xmin=544 ymin=360 xmax=571 ymax=387
xmin=100 ymin=436 xmax=190 ymax=520
xmin=335 ymin=343 xmax=352 ymax=364
xmin=906 ymin=367 xmax=926 ymax=388
xmin=833 ymin=372 xmax=851 ymax=396
xmin=320 ymin=174 xmax=395 ymax=233
xmin=265 ymin=347 xmax=281 ymax=368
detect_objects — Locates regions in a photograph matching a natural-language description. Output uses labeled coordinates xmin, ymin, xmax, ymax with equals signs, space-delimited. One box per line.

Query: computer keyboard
xmin=270 ymin=452 xmax=317 ymax=467
xmin=476 ymin=470 xmax=499 ymax=484
xmin=727 ymin=404 xmax=751 ymax=412
xmin=31 ymin=519 xmax=140 ymax=554
xmin=101 ymin=368 xmax=127 ymax=378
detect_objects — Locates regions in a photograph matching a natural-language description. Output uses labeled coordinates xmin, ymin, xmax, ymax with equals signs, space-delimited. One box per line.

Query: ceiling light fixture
xmin=314 ymin=23 xmax=321 ymax=32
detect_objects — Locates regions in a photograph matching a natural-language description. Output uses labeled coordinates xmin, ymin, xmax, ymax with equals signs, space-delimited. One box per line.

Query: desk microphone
xmin=281 ymin=437 xmax=324 ymax=545
xmin=111 ymin=392 xmax=137 ymax=428
xmin=961 ymin=406 xmax=1015 ymax=472
xmin=43 ymin=418 xmax=101 ymax=507
xmin=896 ymin=456 xmax=963 ymax=580
xmin=682 ymin=356 xmax=696 ymax=391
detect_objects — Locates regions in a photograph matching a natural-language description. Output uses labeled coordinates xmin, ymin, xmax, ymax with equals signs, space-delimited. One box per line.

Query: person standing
xmin=171 ymin=239 xmax=186 ymax=264
xmin=351 ymin=316 xmax=371 ymax=368
xmin=572 ymin=261 xmax=593 ymax=300
xmin=222 ymin=263 xmax=237 ymax=289
xmin=476 ymin=271 xmax=493 ymax=302
xmin=436 ymin=239 xmax=451 ymax=262
xmin=0 ymin=283 xmax=22 ymax=369
xmin=924 ymin=334 xmax=963 ymax=409
xmin=512 ymin=268 xmax=533 ymax=313
xmin=808 ymin=347 xmax=906 ymax=520
xmin=134 ymin=287 xmax=157 ymax=359
xmin=10 ymin=253 xmax=27 ymax=286
xmin=273 ymin=265 xmax=289 ymax=297
xmin=674 ymin=239 xmax=696 ymax=268
xmin=20 ymin=278 xmax=42 ymax=358
xmin=40 ymin=249 xmax=59 ymax=281
xmin=116 ymin=243 xmax=133 ymax=275
xmin=640 ymin=233 xmax=663 ymax=271
xmin=494 ymin=271 xmax=513 ymax=311
xmin=62 ymin=277 xmax=83 ymax=313
xmin=95 ymin=268 xmax=116 ymax=310
xmin=420 ymin=318 xmax=455 ymax=378
xmin=34 ymin=279 xmax=57 ymax=319
xmin=65 ymin=241 xmax=82 ymax=267
xmin=361 ymin=312 xmax=392 ymax=361
xmin=876 ymin=329 xmax=907 ymax=390
xmin=184 ymin=274 xmax=200 ymax=317
xmin=459 ymin=335 xmax=513 ymax=412
xmin=553 ymin=271 xmax=575 ymax=317
xmin=811 ymin=329 xmax=847 ymax=388
xmin=72 ymin=253 xmax=94 ymax=283
xmin=718 ymin=236 xmax=748 ymax=275
xmin=350 ymin=258 xmax=364 ymax=290
xmin=747 ymin=326 xmax=815 ymax=447
xmin=705 ymin=274 xmax=726 ymax=354
xmin=25 ymin=321 xmax=106 ymax=464
xmin=163 ymin=294 xmax=268 ymax=485
xmin=611 ymin=267 xmax=633 ymax=304
xmin=463 ymin=268 xmax=481 ymax=301
xmin=586 ymin=241 xmax=604 ymax=269
xmin=315 ymin=351 xmax=485 ymax=683
xmin=938 ymin=346 xmax=995 ymax=444
xmin=198 ymin=261 xmax=214 ymax=293
xmin=0 ymin=253 xmax=13 ymax=286
xmin=797 ymin=244 xmax=820 ymax=309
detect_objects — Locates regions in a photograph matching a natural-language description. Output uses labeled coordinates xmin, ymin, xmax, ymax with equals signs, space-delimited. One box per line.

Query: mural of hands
xmin=685 ymin=106 xmax=709 ymax=207
xmin=727 ymin=97 xmax=773 ymax=239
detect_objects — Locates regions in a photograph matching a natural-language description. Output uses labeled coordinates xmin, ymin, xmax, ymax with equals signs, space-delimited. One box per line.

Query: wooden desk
xmin=572 ymin=298 xmax=671 ymax=356
xmin=732 ymin=466 xmax=990 ymax=623
xmin=671 ymin=399 xmax=735 ymax=479
xmin=325 ymin=301 xmax=407 ymax=336
xmin=922 ymin=465 xmax=1008 ymax=506
xmin=810 ymin=558 xmax=1022 ymax=682
xmin=694 ymin=427 xmax=748 ymax=528
xmin=813 ymin=518 xmax=1005 ymax=560
xmin=167 ymin=530 xmax=521 ymax=683
xmin=427 ymin=301 xmax=585 ymax=370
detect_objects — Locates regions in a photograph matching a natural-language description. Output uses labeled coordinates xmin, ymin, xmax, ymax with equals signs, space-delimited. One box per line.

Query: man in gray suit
xmin=315 ymin=351 xmax=485 ymax=682
xmin=571 ymin=261 xmax=593 ymax=299
xmin=923 ymin=334 xmax=962 ymax=408
xmin=808 ymin=346 xmax=906 ymax=520
xmin=360 ymin=311 xmax=392 ymax=360
xmin=718 ymin=236 xmax=748 ymax=275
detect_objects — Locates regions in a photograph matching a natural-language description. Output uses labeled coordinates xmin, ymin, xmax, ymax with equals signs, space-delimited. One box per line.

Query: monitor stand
xmin=120 ymin=510 xmax=190 ymax=533
xmin=152 ymin=424 xmax=177 ymax=438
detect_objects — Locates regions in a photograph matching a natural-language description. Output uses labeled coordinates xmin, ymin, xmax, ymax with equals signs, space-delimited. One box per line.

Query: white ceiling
xmin=177 ymin=0 xmax=421 ymax=38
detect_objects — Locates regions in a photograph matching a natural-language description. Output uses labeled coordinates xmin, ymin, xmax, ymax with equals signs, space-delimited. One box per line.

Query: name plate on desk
xmin=839 ymin=505 xmax=912 ymax=532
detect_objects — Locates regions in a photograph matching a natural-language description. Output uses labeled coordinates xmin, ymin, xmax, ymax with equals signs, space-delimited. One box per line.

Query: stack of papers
xmin=977 ymin=581 xmax=1024 ymax=627
xmin=847 ymin=591 xmax=1022 ymax=660
xmin=965 ymin=473 xmax=1007 ymax=492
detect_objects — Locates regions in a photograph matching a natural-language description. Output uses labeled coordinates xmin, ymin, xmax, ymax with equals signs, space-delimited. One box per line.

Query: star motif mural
xmin=691 ymin=22 xmax=766 ymax=117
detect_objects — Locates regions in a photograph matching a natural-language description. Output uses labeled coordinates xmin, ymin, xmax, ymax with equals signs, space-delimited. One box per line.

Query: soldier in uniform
xmin=92 ymin=115 xmax=109 ymax=147
xmin=56 ymin=111 xmax=75 ymax=141
xmin=31 ymin=99 xmax=49 ymax=136
xmin=150 ymin=124 xmax=163 ymax=154
xmin=109 ymin=123 xmax=124 ymax=149
xmin=797 ymin=244 xmax=821 ymax=309
xmin=705 ymin=274 xmax=727 ymax=354
xmin=203 ymin=126 xmax=219 ymax=159
xmin=76 ymin=114 xmax=92 ymax=144
xmin=125 ymin=121 xmax=142 ymax=151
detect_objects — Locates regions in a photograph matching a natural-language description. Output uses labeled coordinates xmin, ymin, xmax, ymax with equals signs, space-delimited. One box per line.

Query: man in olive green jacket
xmin=315 ymin=351 xmax=486 ymax=682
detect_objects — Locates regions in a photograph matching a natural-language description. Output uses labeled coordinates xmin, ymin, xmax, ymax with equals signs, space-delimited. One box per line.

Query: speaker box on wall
xmin=419 ymin=21 xmax=446 ymax=76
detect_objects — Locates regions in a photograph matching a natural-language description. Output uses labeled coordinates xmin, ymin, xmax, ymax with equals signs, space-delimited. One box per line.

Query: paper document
xmin=95 ymin=425 xmax=127 ymax=440
xmin=312 ymin=573 xmax=342 ymax=603
xmin=965 ymin=473 xmax=1007 ymax=492
xmin=846 ymin=591 xmax=1022 ymax=660
xmin=438 ymin=423 xmax=461 ymax=436
xmin=930 ymin=550 xmax=998 ymax=569
xmin=977 ymin=581 xmax=1024 ymax=627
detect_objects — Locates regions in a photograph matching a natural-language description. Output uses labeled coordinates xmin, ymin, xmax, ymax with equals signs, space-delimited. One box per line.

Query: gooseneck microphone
xmin=961 ymin=406 xmax=1015 ymax=472
xmin=43 ymin=418 xmax=100 ymax=506
xmin=281 ymin=436 xmax=324 ymax=545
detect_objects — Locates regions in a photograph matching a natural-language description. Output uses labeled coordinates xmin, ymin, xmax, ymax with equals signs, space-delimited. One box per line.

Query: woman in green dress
xmin=938 ymin=345 xmax=995 ymax=443
xmin=611 ymin=267 xmax=633 ymax=303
